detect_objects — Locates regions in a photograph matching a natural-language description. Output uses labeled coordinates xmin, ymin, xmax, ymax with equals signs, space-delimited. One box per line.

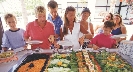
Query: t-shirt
xmin=90 ymin=33 xmax=116 ymax=48
xmin=24 ymin=19 xmax=55 ymax=49
xmin=2 ymin=28 xmax=25 ymax=49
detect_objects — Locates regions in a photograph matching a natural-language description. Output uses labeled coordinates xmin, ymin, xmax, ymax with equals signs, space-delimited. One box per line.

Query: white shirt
xmin=63 ymin=22 xmax=81 ymax=49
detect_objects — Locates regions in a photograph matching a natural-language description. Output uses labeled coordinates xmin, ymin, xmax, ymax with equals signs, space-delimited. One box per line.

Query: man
xmin=47 ymin=0 xmax=63 ymax=40
xmin=0 ymin=17 xmax=4 ymax=50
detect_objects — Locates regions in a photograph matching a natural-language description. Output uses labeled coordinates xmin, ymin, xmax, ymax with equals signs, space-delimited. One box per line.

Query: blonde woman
xmin=24 ymin=6 xmax=55 ymax=49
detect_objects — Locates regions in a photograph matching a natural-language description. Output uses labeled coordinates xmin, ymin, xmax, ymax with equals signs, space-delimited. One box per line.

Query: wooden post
xmin=0 ymin=17 xmax=4 ymax=50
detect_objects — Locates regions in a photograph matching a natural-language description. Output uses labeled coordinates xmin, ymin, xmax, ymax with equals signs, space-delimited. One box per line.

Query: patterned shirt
xmin=2 ymin=28 xmax=26 ymax=49
xmin=47 ymin=14 xmax=63 ymax=35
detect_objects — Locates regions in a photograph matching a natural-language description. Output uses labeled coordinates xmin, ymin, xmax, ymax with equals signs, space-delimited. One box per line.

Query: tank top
xmin=111 ymin=27 xmax=122 ymax=35
xmin=79 ymin=22 xmax=91 ymax=38
xmin=63 ymin=22 xmax=81 ymax=49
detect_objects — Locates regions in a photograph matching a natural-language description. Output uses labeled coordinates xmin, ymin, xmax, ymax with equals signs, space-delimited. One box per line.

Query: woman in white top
xmin=80 ymin=7 xmax=94 ymax=48
xmin=59 ymin=6 xmax=92 ymax=49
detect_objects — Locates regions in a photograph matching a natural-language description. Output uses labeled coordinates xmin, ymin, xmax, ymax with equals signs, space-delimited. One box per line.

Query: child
xmin=88 ymin=21 xmax=118 ymax=50
xmin=2 ymin=13 xmax=26 ymax=50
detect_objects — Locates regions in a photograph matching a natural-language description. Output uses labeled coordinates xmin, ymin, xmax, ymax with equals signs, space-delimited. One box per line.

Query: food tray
xmin=0 ymin=51 xmax=15 ymax=60
xmin=9 ymin=53 xmax=50 ymax=72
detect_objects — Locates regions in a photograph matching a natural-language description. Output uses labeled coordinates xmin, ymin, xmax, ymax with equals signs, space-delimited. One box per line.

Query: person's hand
xmin=23 ymin=45 xmax=27 ymax=50
xmin=2 ymin=47 xmax=8 ymax=51
xmin=92 ymin=44 xmax=99 ymax=50
xmin=48 ymin=35 xmax=55 ymax=43
xmin=114 ymin=37 xmax=121 ymax=42
xmin=54 ymin=42 xmax=60 ymax=49
xmin=79 ymin=35 xmax=85 ymax=45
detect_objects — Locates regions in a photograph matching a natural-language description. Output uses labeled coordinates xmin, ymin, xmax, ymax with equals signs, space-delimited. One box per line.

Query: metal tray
xmin=8 ymin=53 xmax=50 ymax=72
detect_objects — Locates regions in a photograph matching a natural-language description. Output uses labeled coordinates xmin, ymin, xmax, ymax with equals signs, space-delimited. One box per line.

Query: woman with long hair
xmin=59 ymin=6 xmax=92 ymax=49
xmin=111 ymin=14 xmax=127 ymax=40
xmin=95 ymin=13 xmax=113 ymax=34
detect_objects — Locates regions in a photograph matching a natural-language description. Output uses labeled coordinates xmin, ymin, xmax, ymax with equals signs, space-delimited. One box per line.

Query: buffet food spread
xmin=0 ymin=51 xmax=18 ymax=63
xmin=6 ymin=49 xmax=133 ymax=72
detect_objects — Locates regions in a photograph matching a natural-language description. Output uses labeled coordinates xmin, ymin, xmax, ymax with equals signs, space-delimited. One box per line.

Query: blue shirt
xmin=47 ymin=14 xmax=63 ymax=35
xmin=1 ymin=28 xmax=26 ymax=49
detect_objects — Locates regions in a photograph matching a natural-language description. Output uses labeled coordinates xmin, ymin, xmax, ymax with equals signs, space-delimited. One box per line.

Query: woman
xmin=111 ymin=14 xmax=127 ymax=39
xmin=24 ymin=6 xmax=55 ymax=49
xmin=59 ymin=6 xmax=92 ymax=49
xmin=80 ymin=7 xmax=94 ymax=48
xmin=95 ymin=13 xmax=113 ymax=34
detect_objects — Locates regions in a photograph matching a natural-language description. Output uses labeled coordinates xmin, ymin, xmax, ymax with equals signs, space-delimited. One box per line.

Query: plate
xmin=13 ymin=47 xmax=25 ymax=53
xmin=26 ymin=40 xmax=43 ymax=44
xmin=0 ymin=51 xmax=15 ymax=60
xmin=57 ymin=40 xmax=73 ymax=46
xmin=111 ymin=34 xmax=127 ymax=39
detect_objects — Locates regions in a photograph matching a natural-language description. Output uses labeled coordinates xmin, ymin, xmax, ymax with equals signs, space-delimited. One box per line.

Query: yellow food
xmin=17 ymin=59 xmax=45 ymax=72
xmin=61 ymin=54 xmax=66 ymax=58
xmin=57 ymin=61 xmax=62 ymax=66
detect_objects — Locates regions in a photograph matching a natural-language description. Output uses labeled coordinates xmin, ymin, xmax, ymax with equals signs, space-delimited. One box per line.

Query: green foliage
xmin=24 ymin=0 xmax=44 ymax=10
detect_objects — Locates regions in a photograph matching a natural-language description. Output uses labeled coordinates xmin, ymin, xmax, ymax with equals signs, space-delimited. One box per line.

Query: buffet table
xmin=0 ymin=48 xmax=133 ymax=72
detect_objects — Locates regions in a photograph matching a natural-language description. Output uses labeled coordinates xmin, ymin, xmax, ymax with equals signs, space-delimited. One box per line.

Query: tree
xmin=0 ymin=0 xmax=6 ymax=13
xmin=24 ymin=0 xmax=45 ymax=15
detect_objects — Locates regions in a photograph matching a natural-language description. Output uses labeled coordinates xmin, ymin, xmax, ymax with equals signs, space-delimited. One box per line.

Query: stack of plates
xmin=57 ymin=40 xmax=73 ymax=46
xmin=26 ymin=40 xmax=43 ymax=44
xmin=111 ymin=34 xmax=127 ymax=39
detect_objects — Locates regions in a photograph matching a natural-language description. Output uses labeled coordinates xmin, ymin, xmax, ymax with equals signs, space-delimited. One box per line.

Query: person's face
xmin=6 ymin=17 xmax=16 ymax=29
xmin=113 ymin=16 xmax=121 ymax=24
xmin=36 ymin=13 xmax=46 ymax=24
xmin=104 ymin=14 xmax=111 ymax=21
xmin=66 ymin=11 xmax=75 ymax=22
xmin=103 ymin=27 xmax=112 ymax=35
xmin=48 ymin=7 xmax=58 ymax=18
xmin=81 ymin=12 xmax=90 ymax=21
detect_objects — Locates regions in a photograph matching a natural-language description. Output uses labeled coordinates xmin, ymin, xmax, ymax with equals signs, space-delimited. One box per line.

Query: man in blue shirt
xmin=47 ymin=0 xmax=63 ymax=41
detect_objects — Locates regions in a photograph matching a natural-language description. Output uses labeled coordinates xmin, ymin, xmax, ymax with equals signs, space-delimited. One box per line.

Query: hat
xmin=82 ymin=7 xmax=91 ymax=14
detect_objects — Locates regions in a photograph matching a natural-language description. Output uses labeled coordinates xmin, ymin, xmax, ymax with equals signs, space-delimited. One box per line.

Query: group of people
xmin=1 ymin=0 xmax=133 ymax=51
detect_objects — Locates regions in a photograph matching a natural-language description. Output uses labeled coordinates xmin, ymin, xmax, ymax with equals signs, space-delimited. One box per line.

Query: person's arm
xmin=94 ymin=24 xmax=99 ymax=34
xmin=59 ymin=20 xmax=64 ymax=40
xmin=112 ymin=39 xmax=119 ymax=48
xmin=88 ymin=35 xmax=99 ymax=49
xmin=121 ymin=26 xmax=127 ymax=40
xmin=80 ymin=25 xmax=92 ymax=39
xmin=130 ymin=34 xmax=133 ymax=41
xmin=89 ymin=23 xmax=94 ymax=37
xmin=24 ymin=23 xmax=30 ymax=41
xmin=2 ymin=33 xmax=11 ymax=50
xmin=48 ymin=24 xmax=56 ymax=44
xmin=60 ymin=27 xmax=64 ymax=40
